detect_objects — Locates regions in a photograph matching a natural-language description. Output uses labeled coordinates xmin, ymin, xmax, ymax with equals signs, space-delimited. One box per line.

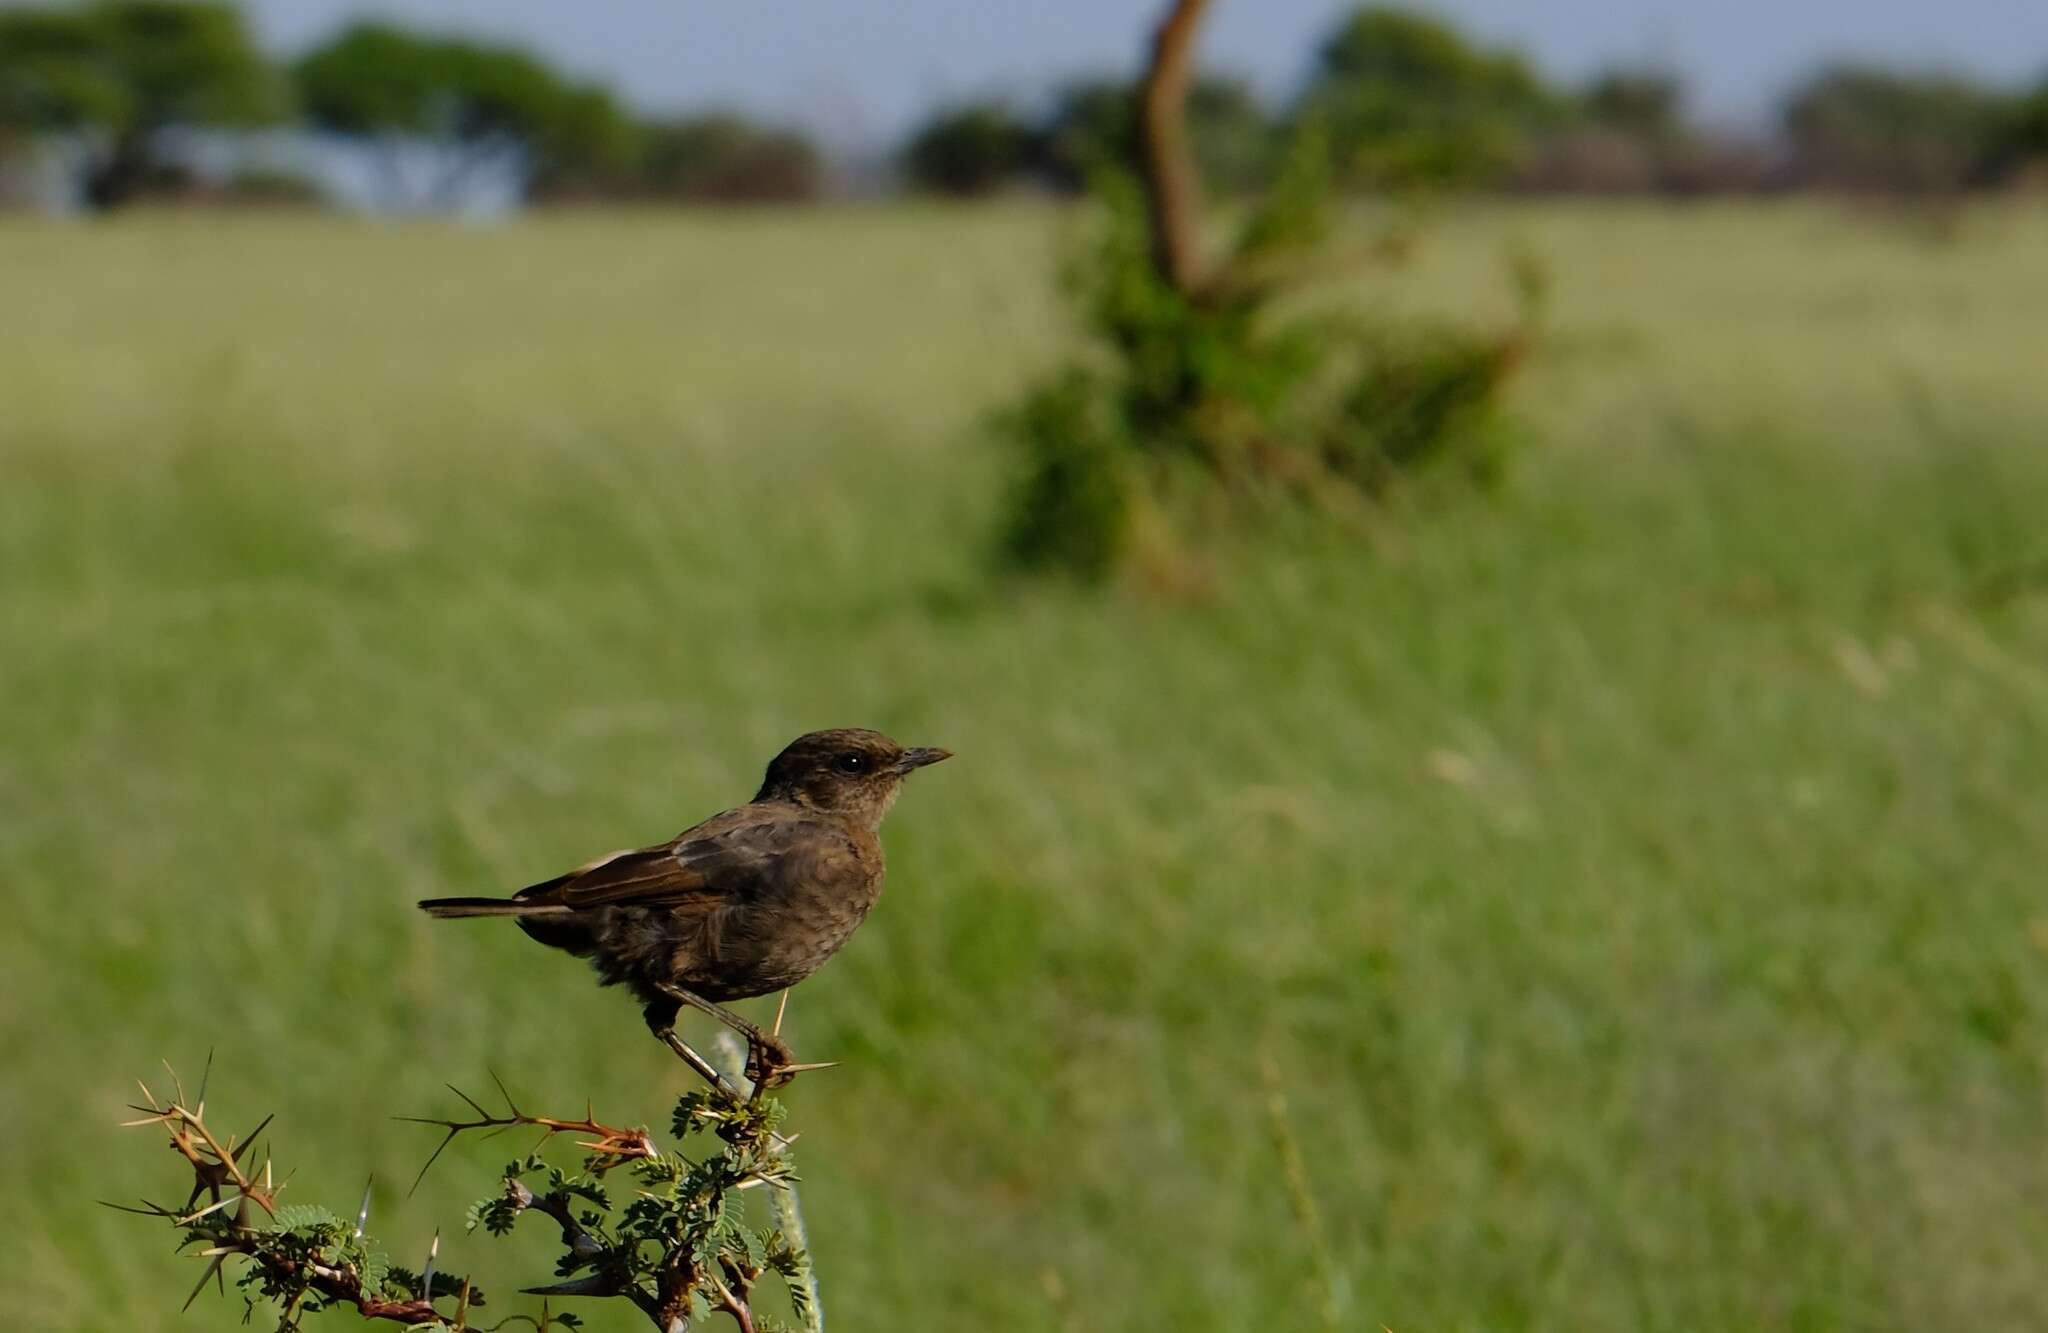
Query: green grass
xmin=6 ymin=201 xmax=2048 ymax=1332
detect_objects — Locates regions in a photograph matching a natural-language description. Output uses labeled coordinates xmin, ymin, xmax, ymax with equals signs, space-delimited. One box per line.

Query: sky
xmin=238 ymin=0 xmax=2048 ymax=149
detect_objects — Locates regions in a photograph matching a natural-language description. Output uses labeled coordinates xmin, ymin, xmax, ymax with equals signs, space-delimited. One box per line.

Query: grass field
xmin=5 ymin=201 xmax=2048 ymax=1332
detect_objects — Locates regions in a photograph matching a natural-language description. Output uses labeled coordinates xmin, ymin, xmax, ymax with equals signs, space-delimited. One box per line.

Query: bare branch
xmin=1138 ymin=0 xmax=1213 ymax=295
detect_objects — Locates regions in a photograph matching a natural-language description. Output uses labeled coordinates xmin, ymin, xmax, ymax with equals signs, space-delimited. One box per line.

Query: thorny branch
xmin=108 ymin=1060 xmax=478 ymax=1327
xmin=115 ymin=1061 xmax=820 ymax=1333
xmin=397 ymin=1070 xmax=658 ymax=1195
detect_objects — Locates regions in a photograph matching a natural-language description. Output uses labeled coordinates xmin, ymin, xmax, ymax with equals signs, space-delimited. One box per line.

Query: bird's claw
xmin=744 ymin=1034 xmax=811 ymax=1097
xmin=744 ymin=1036 xmax=793 ymax=1081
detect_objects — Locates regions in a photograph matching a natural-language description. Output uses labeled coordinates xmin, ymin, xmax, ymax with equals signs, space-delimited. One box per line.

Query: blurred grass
xmin=4 ymin=201 xmax=2048 ymax=1332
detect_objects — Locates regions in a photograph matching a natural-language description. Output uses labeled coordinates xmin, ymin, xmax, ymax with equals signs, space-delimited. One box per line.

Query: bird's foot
xmin=744 ymin=1032 xmax=839 ymax=1099
xmin=744 ymin=1031 xmax=795 ymax=1093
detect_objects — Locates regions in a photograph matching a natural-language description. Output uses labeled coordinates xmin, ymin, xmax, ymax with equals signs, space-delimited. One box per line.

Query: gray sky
xmin=240 ymin=1 xmax=2048 ymax=148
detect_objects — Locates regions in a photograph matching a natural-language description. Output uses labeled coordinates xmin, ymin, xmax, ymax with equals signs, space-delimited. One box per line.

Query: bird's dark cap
xmin=893 ymin=747 xmax=952 ymax=773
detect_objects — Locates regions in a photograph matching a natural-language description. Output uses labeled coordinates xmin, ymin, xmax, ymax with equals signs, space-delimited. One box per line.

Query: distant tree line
xmin=902 ymin=8 xmax=2048 ymax=199
xmin=0 ymin=2 xmax=821 ymax=209
xmin=3 ymin=1 xmax=2045 ymax=211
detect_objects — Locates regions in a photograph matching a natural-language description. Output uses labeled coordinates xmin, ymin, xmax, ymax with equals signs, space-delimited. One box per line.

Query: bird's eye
xmin=834 ymin=753 xmax=868 ymax=774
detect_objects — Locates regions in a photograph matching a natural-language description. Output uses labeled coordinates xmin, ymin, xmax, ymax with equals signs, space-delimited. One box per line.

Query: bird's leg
xmin=642 ymin=995 xmax=745 ymax=1101
xmin=653 ymin=1027 xmax=747 ymax=1102
xmin=652 ymin=984 xmax=824 ymax=1101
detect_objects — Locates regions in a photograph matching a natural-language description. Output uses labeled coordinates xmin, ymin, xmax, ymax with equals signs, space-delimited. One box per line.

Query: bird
xmin=418 ymin=728 xmax=951 ymax=1097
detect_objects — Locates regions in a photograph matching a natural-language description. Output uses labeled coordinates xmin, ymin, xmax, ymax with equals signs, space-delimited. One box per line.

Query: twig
xmin=398 ymin=1071 xmax=657 ymax=1194
xmin=502 ymin=1176 xmax=604 ymax=1261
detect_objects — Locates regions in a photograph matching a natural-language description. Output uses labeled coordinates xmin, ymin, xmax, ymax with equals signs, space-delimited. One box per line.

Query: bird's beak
xmin=894 ymin=747 xmax=952 ymax=774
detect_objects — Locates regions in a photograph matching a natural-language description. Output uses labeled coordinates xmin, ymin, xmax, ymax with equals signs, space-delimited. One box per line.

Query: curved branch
xmin=1138 ymin=0 xmax=1213 ymax=295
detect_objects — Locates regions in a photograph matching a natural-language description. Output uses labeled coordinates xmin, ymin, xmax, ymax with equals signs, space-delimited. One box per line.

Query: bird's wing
xmin=515 ymin=805 xmax=833 ymax=913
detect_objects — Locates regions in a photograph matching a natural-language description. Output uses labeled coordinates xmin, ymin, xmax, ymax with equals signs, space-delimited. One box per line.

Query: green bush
xmin=998 ymin=368 xmax=1133 ymax=577
xmin=1324 ymin=312 xmax=1531 ymax=489
xmin=999 ymin=132 xmax=1537 ymax=581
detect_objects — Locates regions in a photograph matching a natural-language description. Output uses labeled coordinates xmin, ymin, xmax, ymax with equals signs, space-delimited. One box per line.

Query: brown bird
xmin=419 ymin=728 xmax=950 ymax=1095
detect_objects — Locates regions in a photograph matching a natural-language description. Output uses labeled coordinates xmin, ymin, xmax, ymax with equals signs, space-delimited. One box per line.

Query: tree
xmin=528 ymin=84 xmax=640 ymax=200
xmin=0 ymin=1 xmax=278 ymax=209
xmin=1581 ymin=67 xmax=1683 ymax=139
xmin=899 ymin=101 xmax=1033 ymax=196
xmin=1782 ymin=65 xmax=2008 ymax=194
xmin=628 ymin=114 xmax=822 ymax=203
xmin=0 ymin=10 xmax=128 ymax=136
xmin=293 ymin=22 xmax=631 ymax=210
xmin=1297 ymin=5 xmax=1561 ymax=189
xmin=1513 ymin=66 xmax=1690 ymax=195
xmin=1992 ymin=79 xmax=2048 ymax=182
xmin=997 ymin=0 xmax=1537 ymax=581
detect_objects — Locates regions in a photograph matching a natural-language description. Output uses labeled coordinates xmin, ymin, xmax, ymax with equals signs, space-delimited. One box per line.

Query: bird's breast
xmin=674 ymin=824 xmax=884 ymax=1000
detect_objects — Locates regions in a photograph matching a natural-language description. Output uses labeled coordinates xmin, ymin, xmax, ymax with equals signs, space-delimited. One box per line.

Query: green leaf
xmin=270 ymin=1204 xmax=343 ymax=1233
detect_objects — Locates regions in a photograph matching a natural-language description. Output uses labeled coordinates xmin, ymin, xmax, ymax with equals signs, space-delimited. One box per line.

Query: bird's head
xmin=756 ymin=728 xmax=951 ymax=830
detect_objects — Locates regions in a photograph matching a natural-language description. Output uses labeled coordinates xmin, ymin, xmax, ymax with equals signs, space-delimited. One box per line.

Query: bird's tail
xmin=417 ymin=896 xmax=571 ymax=919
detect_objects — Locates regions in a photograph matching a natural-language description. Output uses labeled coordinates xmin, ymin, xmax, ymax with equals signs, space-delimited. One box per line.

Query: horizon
xmin=229 ymin=0 xmax=2048 ymax=149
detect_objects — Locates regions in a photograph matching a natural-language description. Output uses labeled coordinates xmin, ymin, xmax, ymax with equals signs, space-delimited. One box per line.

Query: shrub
xmin=119 ymin=1063 xmax=823 ymax=1333
xmin=998 ymin=126 xmax=1538 ymax=580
